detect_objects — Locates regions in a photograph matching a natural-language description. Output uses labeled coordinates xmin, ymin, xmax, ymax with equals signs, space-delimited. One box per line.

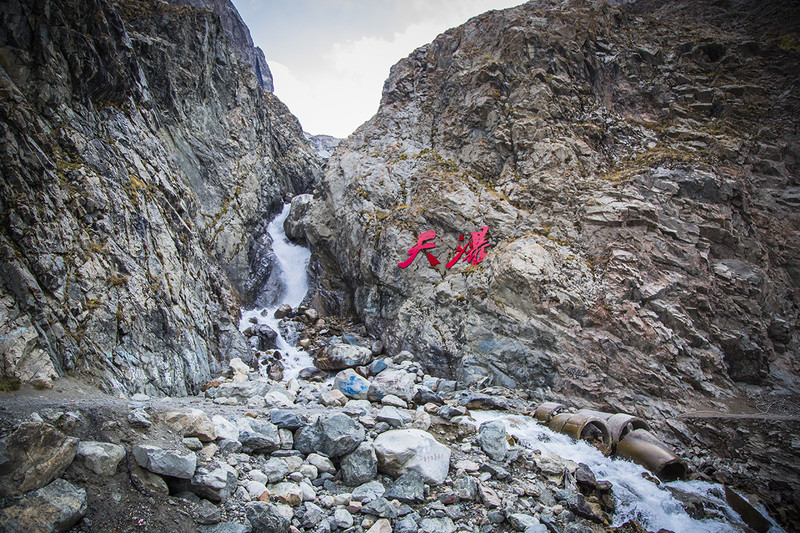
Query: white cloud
xmin=263 ymin=0 xmax=525 ymax=138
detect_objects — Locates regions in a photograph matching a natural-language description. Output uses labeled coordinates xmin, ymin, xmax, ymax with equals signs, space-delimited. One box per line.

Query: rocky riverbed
xmin=0 ymin=305 xmax=788 ymax=533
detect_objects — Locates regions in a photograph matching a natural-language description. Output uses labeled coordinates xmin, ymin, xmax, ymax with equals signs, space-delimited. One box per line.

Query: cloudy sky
xmin=231 ymin=0 xmax=525 ymax=138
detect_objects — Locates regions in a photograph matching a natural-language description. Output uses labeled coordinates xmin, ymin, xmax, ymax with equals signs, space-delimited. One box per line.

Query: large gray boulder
xmin=132 ymin=445 xmax=196 ymax=479
xmin=341 ymin=442 xmax=378 ymax=486
xmin=75 ymin=441 xmax=126 ymax=476
xmin=315 ymin=343 xmax=373 ymax=370
xmin=245 ymin=501 xmax=289 ymax=532
xmin=163 ymin=409 xmax=216 ymax=442
xmin=175 ymin=464 xmax=238 ymax=502
xmin=317 ymin=413 xmax=367 ymax=458
xmin=295 ymin=413 xmax=366 ymax=459
xmin=0 ymin=478 xmax=87 ymax=533
xmin=373 ymin=429 xmax=450 ymax=485
xmin=0 ymin=422 xmax=78 ymax=497
xmin=479 ymin=419 xmax=509 ymax=462
xmin=237 ymin=418 xmax=281 ymax=454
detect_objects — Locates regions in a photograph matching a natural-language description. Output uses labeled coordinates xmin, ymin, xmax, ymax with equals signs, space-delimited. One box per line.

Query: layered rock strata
xmin=301 ymin=0 xmax=800 ymax=416
xmin=0 ymin=0 xmax=321 ymax=394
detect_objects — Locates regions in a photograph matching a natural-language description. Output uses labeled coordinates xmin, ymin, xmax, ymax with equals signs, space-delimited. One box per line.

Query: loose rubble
xmin=1 ymin=309 xmax=782 ymax=533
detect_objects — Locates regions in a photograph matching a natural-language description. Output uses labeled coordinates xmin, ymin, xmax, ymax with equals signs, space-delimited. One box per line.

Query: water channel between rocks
xmin=239 ymin=203 xmax=314 ymax=380
xmin=471 ymin=411 xmax=784 ymax=533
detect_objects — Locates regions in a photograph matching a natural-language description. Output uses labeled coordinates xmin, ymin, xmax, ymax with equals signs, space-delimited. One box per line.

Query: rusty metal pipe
xmin=548 ymin=412 xmax=571 ymax=433
xmin=549 ymin=412 xmax=613 ymax=456
xmin=615 ymin=428 xmax=687 ymax=481
xmin=535 ymin=402 xmax=565 ymax=424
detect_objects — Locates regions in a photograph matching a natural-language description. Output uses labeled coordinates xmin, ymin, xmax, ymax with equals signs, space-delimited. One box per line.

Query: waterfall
xmin=239 ymin=203 xmax=314 ymax=380
xmin=471 ymin=412 xmax=784 ymax=533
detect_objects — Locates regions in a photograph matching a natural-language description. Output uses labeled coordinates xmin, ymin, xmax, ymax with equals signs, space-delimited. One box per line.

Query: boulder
xmin=454 ymin=473 xmax=478 ymax=500
xmin=237 ymin=418 xmax=281 ymax=454
xmin=212 ymin=415 xmax=240 ymax=442
xmin=130 ymin=462 xmax=169 ymax=496
xmin=0 ymin=422 xmax=78 ymax=497
xmin=163 ymin=408 xmax=217 ymax=442
xmin=334 ymin=368 xmax=371 ymax=399
xmin=376 ymin=405 xmax=405 ymax=428
xmin=306 ymin=453 xmax=335 ymax=474
xmin=269 ymin=482 xmax=303 ymax=506
xmin=384 ymin=470 xmax=425 ymax=503
xmin=340 ymin=442 xmax=378 ymax=486
xmin=132 ymin=445 xmax=196 ymax=479
xmin=269 ymin=410 xmax=306 ymax=430
xmin=245 ymin=480 xmax=269 ymax=499
xmin=0 ymin=478 xmax=86 ymax=533
xmin=128 ymin=408 xmax=152 ymax=428
xmin=302 ymin=413 xmax=366 ymax=458
xmin=263 ymin=457 xmax=290 ymax=483
xmin=366 ymin=519 xmax=393 ymax=533
xmin=373 ymin=429 xmax=451 ymax=485
xmin=332 ymin=507 xmax=354 ymax=529
xmin=508 ymin=513 xmax=541 ymax=531
xmin=75 ymin=441 xmax=125 ymax=476
xmin=315 ymin=343 xmax=372 ymax=370
xmin=301 ymin=502 xmax=327 ymax=529
xmin=419 ymin=517 xmax=456 ymax=533
xmin=369 ymin=369 xmax=416 ymax=401
xmin=274 ymin=304 xmax=293 ymax=319
xmin=479 ymin=419 xmax=509 ymax=462
xmin=245 ymin=501 xmax=289 ymax=533
xmin=177 ymin=464 xmax=238 ymax=502
xmin=351 ymin=480 xmax=386 ymax=503
xmin=320 ymin=389 xmax=348 ymax=407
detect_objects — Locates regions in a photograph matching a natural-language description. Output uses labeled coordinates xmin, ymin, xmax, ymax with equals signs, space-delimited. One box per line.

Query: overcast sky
xmin=231 ymin=0 xmax=525 ymax=138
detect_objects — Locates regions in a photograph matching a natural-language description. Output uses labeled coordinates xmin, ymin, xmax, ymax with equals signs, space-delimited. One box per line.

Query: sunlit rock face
xmin=0 ymin=0 xmax=320 ymax=395
xmin=301 ymin=0 xmax=800 ymax=415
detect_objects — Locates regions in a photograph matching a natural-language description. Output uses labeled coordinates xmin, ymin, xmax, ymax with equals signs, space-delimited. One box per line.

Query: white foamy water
xmin=471 ymin=411 xmax=784 ymax=533
xmin=239 ymin=203 xmax=314 ymax=380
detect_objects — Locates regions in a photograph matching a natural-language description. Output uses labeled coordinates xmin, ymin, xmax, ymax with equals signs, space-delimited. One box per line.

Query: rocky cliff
xmin=166 ymin=0 xmax=274 ymax=92
xmin=301 ymin=0 xmax=800 ymax=417
xmin=0 ymin=0 xmax=321 ymax=395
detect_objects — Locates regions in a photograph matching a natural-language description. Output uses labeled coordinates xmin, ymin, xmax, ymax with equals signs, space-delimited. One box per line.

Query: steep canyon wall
xmin=0 ymin=0 xmax=321 ymax=395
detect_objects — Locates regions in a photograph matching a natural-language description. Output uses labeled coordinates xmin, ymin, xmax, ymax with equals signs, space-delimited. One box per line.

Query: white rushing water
xmin=239 ymin=203 xmax=314 ymax=380
xmin=471 ymin=411 xmax=784 ymax=533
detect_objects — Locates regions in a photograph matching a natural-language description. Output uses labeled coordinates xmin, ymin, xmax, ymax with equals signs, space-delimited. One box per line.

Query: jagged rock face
xmin=165 ymin=0 xmax=274 ymax=92
xmin=0 ymin=0 xmax=321 ymax=395
xmin=303 ymin=0 xmax=800 ymax=414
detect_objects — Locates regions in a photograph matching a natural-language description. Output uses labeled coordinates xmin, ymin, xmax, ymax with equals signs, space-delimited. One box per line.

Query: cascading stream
xmin=471 ymin=411 xmax=784 ymax=533
xmin=239 ymin=203 xmax=314 ymax=380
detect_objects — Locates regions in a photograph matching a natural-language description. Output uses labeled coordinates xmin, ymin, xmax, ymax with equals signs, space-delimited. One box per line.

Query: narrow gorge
xmin=0 ymin=0 xmax=798 ymax=532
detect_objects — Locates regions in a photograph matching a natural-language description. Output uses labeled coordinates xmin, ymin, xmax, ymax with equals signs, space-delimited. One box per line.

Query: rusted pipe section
xmin=538 ymin=403 xmax=685 ymax=480
xmin=534 ymin=402 xmax=565 ymax=424
xmin=548 ymin=412 xmax=613 ymax=456
xmin=605 ymin=413 xmax=650 ymax=445
xmin=615 ymin=429 xmax=688 ymax=481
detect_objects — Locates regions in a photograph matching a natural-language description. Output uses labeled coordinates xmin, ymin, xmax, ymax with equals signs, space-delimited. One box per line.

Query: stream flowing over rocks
xmin=1 ymin=0 xmax=799 ymax=531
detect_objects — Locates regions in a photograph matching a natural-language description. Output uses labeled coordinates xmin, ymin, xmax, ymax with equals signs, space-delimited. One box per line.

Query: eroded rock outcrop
xmin=0 ymin=0 xmax=321 ymax=395
xmin=301 ymin=0 xmax=800 ymax=416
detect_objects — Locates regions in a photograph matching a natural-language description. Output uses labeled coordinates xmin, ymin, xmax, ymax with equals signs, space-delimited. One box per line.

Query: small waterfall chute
xmin=239 ymin=203 xmax=314 ymax=380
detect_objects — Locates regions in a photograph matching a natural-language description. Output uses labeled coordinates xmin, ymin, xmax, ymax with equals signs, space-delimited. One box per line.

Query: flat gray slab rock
xmin=132 ymin=444 xmax=196 ymax=479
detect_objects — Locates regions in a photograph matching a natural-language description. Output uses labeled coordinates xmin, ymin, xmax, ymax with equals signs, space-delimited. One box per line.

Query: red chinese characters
xmin=398 ymin=226 xmax=491 ymax=269
xmin=445 ymin=225 xmax=490 ymax=269
xmin=397 ymin=230 xmax=440 ymax=268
